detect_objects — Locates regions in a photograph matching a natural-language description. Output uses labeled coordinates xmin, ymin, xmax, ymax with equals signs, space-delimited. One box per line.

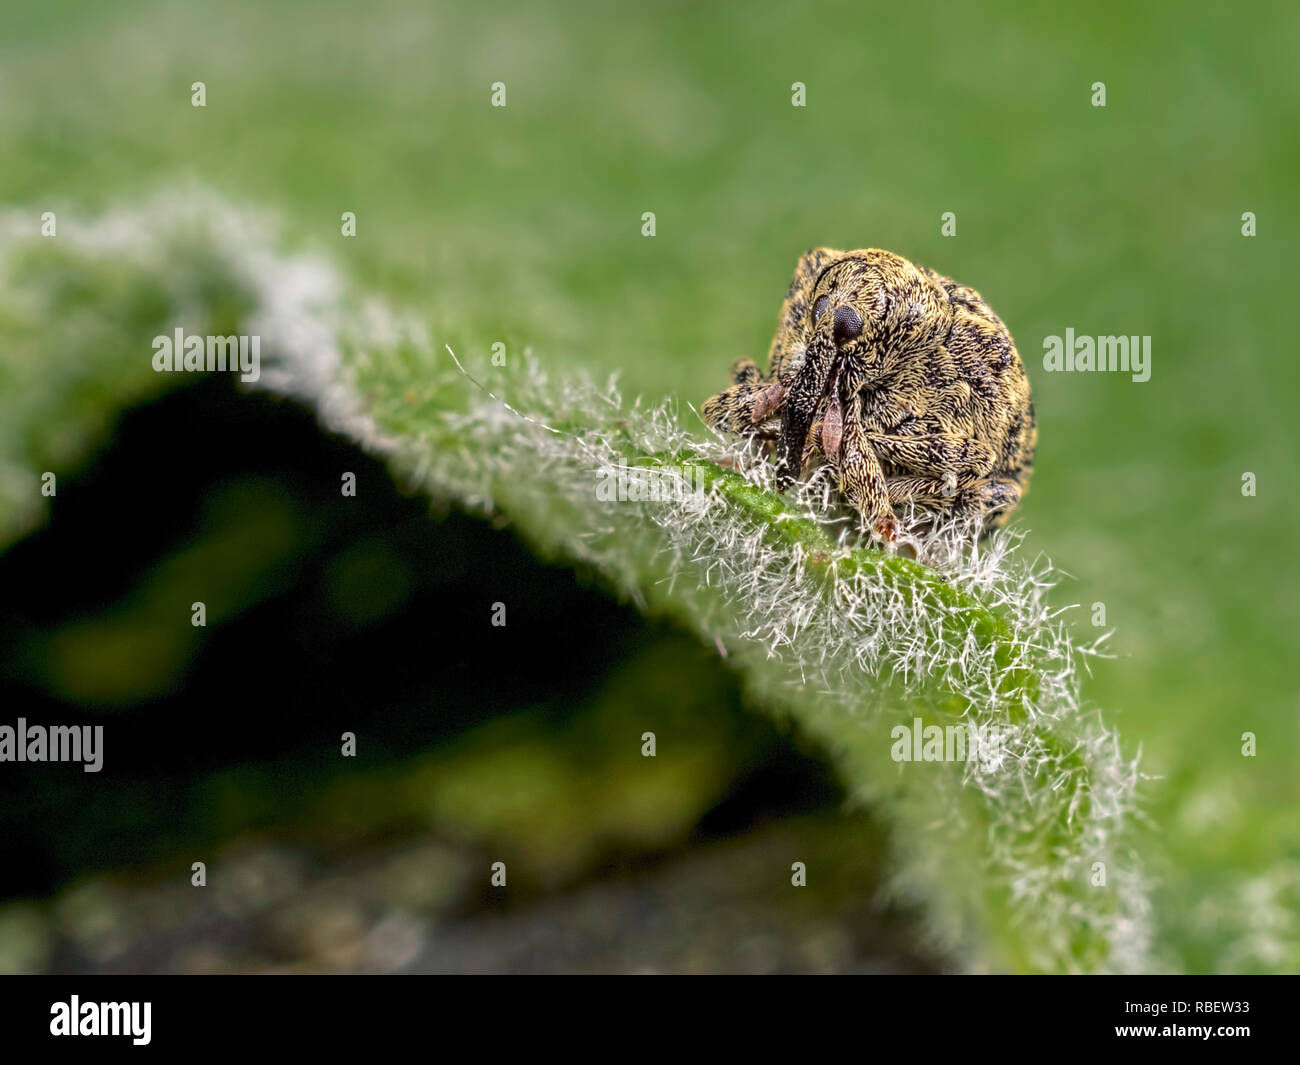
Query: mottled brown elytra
xmin=702 ymin=248 xmax=1036 ymax=540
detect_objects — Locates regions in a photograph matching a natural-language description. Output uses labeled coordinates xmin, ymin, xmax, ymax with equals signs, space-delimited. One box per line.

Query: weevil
xmin=701 ymin=248 xmax=1035 ymax=540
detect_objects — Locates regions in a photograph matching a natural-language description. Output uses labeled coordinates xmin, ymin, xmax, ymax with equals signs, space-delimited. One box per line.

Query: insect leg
xmin=885 ymin=474 xmax=982 ymax=507
xmin=837 ymin=396 xmax=894 ymax=540
xmin=701 ymin=381 xmax=781 ymax=435
xmin=727 ymin=357 xmax=762 ymax=385
xmin=864 ymin=433 xmax=997 ymax=478
xmin=953 ymin=478 xmax=1023 ymax=528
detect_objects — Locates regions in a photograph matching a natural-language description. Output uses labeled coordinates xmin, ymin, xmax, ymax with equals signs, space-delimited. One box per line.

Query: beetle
xmin=701 ymin=248 xmax=1036 ymax=540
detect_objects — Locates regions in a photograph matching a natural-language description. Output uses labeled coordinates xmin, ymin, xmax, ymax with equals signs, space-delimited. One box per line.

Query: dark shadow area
xmin=0 ymin=375 xmax=837 ymax=893
xmin=0 ymin=375 xmax=942 ymax=973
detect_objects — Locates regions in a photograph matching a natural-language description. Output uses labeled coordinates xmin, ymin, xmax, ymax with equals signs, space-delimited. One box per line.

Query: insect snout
xmin=832 ymin=304 xmax=863 ymax=346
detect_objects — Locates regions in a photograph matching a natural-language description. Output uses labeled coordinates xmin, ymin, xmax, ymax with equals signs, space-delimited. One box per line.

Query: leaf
xmin=0 ymin=191 xmax=1152 ymax=972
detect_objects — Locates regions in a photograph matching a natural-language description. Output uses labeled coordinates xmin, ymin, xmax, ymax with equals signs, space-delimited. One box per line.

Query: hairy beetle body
xmin=702 ymin=248 xmax=1035 ymax=539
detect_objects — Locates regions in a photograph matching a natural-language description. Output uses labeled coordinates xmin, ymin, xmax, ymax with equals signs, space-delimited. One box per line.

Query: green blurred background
xmin=0 ymin=0 xmax=1296 ymax=971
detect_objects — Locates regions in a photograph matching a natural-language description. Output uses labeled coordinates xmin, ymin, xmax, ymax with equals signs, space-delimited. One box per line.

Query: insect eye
xmin=812 ymin=295 xmax=830 ymax=322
